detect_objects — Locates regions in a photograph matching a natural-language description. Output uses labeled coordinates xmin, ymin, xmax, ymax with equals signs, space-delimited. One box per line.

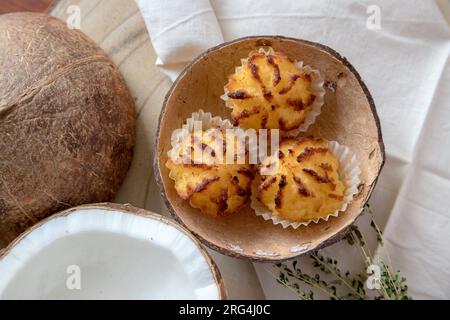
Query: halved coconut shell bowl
xmin=155 ymin=36 xmax=385 ymax=262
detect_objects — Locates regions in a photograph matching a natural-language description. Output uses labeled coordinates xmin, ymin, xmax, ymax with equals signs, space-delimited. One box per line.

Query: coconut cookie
xmin=166 ymin=121 xmax=254 ymax=217
xmin=253 ymin=137 xmax=347 ymax=224
xmin=222 ymin=49 xmax=325 ymax=137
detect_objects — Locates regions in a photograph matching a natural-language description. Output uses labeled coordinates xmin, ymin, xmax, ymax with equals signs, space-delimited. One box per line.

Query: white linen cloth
xmin=136 ymin=0 xmax=224 ymax=80
xmin=135 ymin=0 xmax=450 ymax=299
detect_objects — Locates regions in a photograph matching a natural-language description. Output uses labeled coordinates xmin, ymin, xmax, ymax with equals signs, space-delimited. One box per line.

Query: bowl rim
xmin=154 ymin=35 xmax=386 ymax=263
xmin=0 ymin=203 xmax=227 ymax=299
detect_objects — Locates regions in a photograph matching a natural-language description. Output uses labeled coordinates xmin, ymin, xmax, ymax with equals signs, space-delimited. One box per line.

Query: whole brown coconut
xmin=0 ymin=13 xmax=136 ymax=247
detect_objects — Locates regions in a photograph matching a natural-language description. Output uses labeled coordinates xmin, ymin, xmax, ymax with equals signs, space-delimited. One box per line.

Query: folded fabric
xmin=135 ymin=0 xmax=450 ymax=299
xmin=381 ymin=56 xmax=450 ymax=299
xmin=135 ymin=0 xmax=224 ymax=80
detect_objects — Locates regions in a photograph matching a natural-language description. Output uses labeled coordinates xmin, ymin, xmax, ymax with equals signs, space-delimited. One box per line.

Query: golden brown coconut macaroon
xmin=166 ymin=125 xmax=255 ymax=217
xmin=222 ymin=49 xmax=324 ymax=137
xmin=254 ymin=137 xmax=346 ymax=223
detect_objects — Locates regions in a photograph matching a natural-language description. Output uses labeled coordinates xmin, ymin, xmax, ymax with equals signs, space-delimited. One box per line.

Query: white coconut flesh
xmin=0 ymin=208 xmax=221 ymax=300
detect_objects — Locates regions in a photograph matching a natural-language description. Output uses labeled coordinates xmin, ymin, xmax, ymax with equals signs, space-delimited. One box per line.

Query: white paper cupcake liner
xmin=221 ymin=48 xmax=325 ymax=137
xmin=250 ymin=140 xmax=361 ymax=229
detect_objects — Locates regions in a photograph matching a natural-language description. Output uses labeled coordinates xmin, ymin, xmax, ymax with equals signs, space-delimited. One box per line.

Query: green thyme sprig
xmin=275 ymin=204 xmax=411 ymax=300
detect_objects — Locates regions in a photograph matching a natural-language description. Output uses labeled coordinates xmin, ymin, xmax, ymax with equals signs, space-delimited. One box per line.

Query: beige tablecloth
xmin=51 ymin=0 xmax=450 ymax=299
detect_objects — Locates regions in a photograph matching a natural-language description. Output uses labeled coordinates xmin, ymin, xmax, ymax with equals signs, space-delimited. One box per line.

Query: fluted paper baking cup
xmin=221 ymin=48 xmax=325 ymax=137
xmin=250 ymin=141 xmax=361 ymax=229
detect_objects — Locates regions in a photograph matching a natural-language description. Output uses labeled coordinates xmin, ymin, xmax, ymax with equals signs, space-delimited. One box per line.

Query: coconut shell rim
xmin=0 ymin=203 xmax=227 ymax=300
xmin=154 ymin=35 xmax=386 ymax=263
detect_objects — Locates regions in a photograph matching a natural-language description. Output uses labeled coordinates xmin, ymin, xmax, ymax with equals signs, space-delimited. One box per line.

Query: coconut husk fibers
xmin=0 ymin=13 xmax=136 ymax=247
xmin=155 ymin=36 xmax=385 ymax=262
